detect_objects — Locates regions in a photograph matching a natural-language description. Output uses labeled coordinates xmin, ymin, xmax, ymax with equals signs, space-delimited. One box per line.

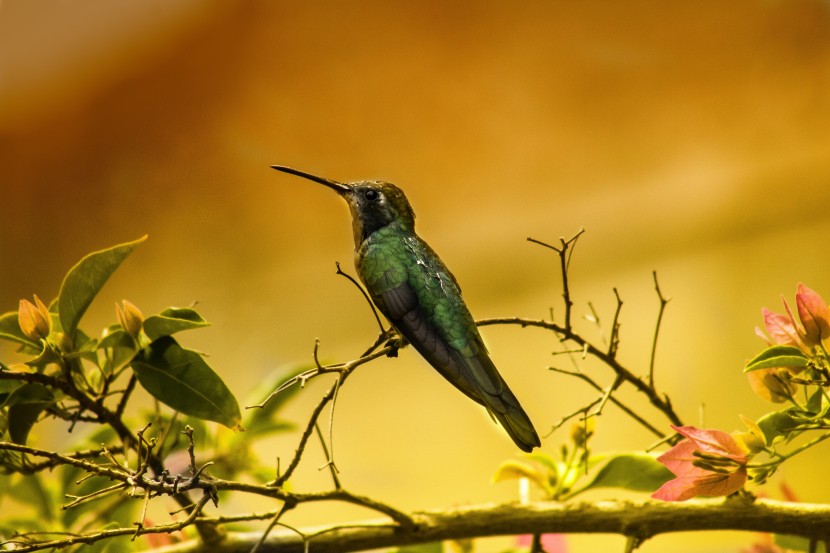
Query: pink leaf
xmin=762 ymin=308 xmax=800 ymax=346
xmin=796 ymin=283 xmax=830 ymax=344
xmin=652 ymin=426 xmax=750 ymax=502
xmin=671 ymin=425 xmax=749 ymax=461
xmin=655 ymin=439 xmax=700 ymax=477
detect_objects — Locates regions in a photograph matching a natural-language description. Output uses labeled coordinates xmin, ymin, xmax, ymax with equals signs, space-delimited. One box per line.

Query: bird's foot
xmin=384 ymin=330 xmax=406 ymax=357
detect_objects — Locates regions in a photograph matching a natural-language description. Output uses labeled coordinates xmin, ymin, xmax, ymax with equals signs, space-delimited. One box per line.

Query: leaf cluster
xmin=0 ymin=238 xmax=302 ymax=551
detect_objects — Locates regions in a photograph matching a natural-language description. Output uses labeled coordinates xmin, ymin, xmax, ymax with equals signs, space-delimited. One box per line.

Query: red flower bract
xmin=795 ymin=283 xmax=830 ymax=346
xmin=652 ymin=425 xmax=749 ymax=502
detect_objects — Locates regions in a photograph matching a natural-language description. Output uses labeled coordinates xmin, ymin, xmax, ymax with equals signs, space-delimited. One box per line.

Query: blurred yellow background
xmin=2 ymin=1 xmax=830 ymax=551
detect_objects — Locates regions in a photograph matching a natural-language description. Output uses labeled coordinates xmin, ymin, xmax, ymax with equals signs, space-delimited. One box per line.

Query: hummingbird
xmin=272 ymin=165 xmax=541 ymax=452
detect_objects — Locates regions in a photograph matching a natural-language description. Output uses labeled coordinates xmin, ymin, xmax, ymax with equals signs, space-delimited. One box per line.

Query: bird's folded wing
xmin=374 ymin=278 xmax=504 ymax=408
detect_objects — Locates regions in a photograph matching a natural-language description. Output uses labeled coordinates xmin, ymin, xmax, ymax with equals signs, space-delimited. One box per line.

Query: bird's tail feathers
xmin=484 ymin=383 xmax=540 ymax=453
xmin=492 ymin=405 xmax=540 ymax=453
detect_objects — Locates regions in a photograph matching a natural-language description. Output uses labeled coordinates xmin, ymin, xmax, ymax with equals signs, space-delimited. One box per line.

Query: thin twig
xmin=0 ymin=494 xmax=211 ymax=553
xmin=649 ymin=271 xmax=670 ymax=388
xmin=182 ymin=425 xmax=198 ymax=474
xmin=609 ymin=288 xmax=623 ymax=359
xmin=336 ymin=262 xmax=385 ymax=333
xmin=315 ymin=422 xmax=341 ymax=489
xmin=528 ymin=229 xmax=584 ymax=332
xmin=63 ymin=483 xmax=128 ymax=510
xmin=547 ymin=367 xmax=665 ymax=438
xmin=479 ymin=317 xmax=683 ymax=428
xmin=115 ymin=374 xmax=137 ymax=419
xmin=251 ymin=502 xmax=295 ymax=553
xmin=269 ymin=346 xmax=395 ymax=488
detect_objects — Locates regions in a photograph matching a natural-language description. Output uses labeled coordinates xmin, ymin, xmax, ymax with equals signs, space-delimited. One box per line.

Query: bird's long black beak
xmin=270 ymin=165 xmax=350 ymax=193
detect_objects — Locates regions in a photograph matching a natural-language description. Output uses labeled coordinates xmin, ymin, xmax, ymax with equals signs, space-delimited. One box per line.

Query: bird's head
xmin=272 ymin=165 xmax=415 ymax=245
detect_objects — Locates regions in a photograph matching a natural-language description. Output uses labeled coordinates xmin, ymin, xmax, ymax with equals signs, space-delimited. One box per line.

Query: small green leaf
xmin=0 ymin=311 xmax=39 ymax=349
xmin=774 ymin=533 xmax=827 ymax=552
xmin=58 ymin=236 xmax=147 ymax=337
xmin=131 ymin=336 xmax=241 ymax=429
xmin=0 ymin=410 xmax=8 ymax=439
xmin=392 ymin=542 xmax=444 ymax=553
xmin=570 ymin=452 xmax=673 ymax=497
xmin=523 ymin=451 xmax=561 ymax=475
xmin=143 ymin=307 xmax=210 ymax=340
xmin=7 ymin=383 xmax=55 ymax=444
xmin=98 ymin=329 xmax=138 ymax=373
xmin=800 ymin=388 xmax=830 ymax=421
xmin=744 ymin=345 xmax=809 ymax=372
xmin=3 ymin=382 xmax=55 ymax=407
xmin=493 ymin=459 xmax=550 ymax=494
xmin=9 ymin=473 xmax=55 ymax=522
xmin=756 ymin=409 xmax=802 ymax=445
xmin=98 ymin=328 xmax=135 ymax=350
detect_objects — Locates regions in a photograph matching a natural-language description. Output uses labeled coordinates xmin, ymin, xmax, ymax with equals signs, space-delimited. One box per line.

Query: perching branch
xmin=141 ymin=498 xmax=830 ymax=553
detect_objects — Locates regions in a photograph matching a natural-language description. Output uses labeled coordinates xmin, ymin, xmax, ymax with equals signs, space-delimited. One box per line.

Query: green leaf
xmin=5 ymin=383 xmax=56 ymax=444
xmin=98 ymin=329 xmax=138 ymax=373
xmin=756 ymin=409 xmax=802 ymax=445
xmin=0 ymin=410 xmax=8 ymax=439
xmin=801 ymin=388 xmax=830 ymax=420
xmin=493 ymin=459 xmax=550 ymax=494
xmin=523 ymin=451 xmax=561 ymax=475
xmin=131 ymin=336 xmax=241 ymax=429
xmin=3 ymin=382 xmax=55 ymax=407
xmin=774 ymin=533 xmax=827 ymax=552
xmin=392 ymin=542 xmax=444 ymax=553
xmin=0 ymin=311 xmax=39 ymax=349
xmin=8 ymin=404 xmax=49 ymax=445
xmin=570 ymin=452 xmax=673 ymax=497
xmin=143 ymin=307 xmax=210 ymax=341
xmin=744 ymin=345 xmax=809 ymax=372
xmin=98 ymin=328 xmax=135 ymax=350
xmin=9 ymin=473 xmax=56 ymax=522
xmin=58 ymin=236 xmax=147 ymax=337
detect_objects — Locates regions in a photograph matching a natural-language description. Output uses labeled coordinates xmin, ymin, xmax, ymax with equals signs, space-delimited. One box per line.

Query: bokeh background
xmin=3 ymin=1 xmax=830 ymax=551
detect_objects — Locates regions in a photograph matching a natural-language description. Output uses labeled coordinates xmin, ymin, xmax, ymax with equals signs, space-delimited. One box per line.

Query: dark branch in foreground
xmin=149 ymin=498 xmax=830 ymax=553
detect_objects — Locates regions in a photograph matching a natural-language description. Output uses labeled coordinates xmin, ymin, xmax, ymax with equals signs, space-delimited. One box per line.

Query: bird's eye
xmin=364 ymin=189 xmax=380 ymax=201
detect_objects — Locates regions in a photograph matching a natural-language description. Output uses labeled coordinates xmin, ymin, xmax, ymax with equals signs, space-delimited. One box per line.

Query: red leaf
xmin=762 ymin=308 xmax=800 ymax=346
xmin=671 ymin=425 xmax=749 ymax=461
xmin=652 ymin=426 xmax=750 ymax=501
xmin=796 ymin=283 xmax=830 ymax=344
